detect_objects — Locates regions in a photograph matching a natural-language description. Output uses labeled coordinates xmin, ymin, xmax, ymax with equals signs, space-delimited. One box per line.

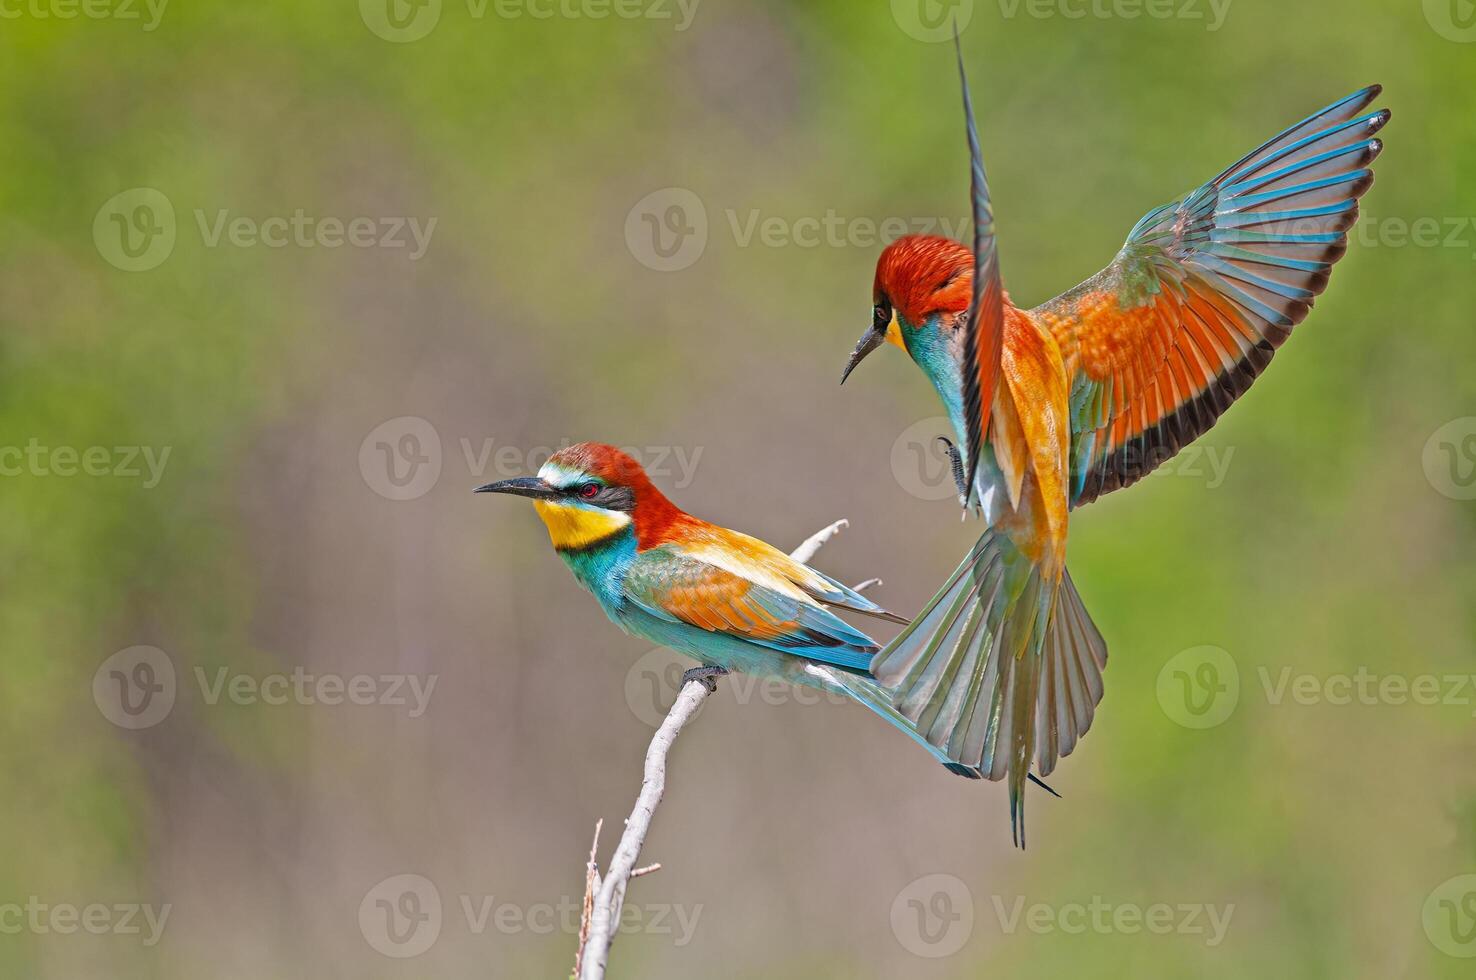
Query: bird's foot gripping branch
xmin=571 ymin=519 xmax=866 ymax=980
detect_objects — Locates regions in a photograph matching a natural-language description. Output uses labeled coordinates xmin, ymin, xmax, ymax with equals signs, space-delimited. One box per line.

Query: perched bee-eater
xmin=476 ymin=442 xmax=976 ymax=770
xmin=842 ymin=42 xmax=1388 ymax=845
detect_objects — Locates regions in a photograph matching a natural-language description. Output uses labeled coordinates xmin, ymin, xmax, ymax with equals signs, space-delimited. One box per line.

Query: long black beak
xmin=840 ymin=327 xmax=886 ymax=385
xmin=473 ymin=476 xmax=561 ymax=500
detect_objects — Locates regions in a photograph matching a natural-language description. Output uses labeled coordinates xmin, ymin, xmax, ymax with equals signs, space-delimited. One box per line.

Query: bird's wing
xmin=677 ymin=523 xmax=908 ymax=624
xmin=954 ymin=34 xmax=1006 ymax=507
xmin=1035 ymin=86 xmax=1389 ymax=507
xmin=623 ymin=542 xmax=882 ymax=673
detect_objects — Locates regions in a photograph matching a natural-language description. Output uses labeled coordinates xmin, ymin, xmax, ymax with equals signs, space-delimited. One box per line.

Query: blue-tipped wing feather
xmin=1038 ymin=85 xmax=1389 ymax=506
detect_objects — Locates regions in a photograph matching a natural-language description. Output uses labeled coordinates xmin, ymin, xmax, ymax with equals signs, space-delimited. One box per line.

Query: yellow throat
xmin=533 ymin=500 xmax=632 ymax=550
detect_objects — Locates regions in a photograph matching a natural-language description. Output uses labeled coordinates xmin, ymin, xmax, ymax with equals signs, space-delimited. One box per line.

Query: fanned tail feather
xmin=872 ymin=532 xmax=1107 ymax=848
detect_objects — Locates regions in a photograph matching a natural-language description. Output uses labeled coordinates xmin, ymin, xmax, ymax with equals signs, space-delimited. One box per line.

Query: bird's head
xmin=475 ymin=442 xmax=683 ymax=552
xmin=841 ymin=234 xmax=975 ymax=383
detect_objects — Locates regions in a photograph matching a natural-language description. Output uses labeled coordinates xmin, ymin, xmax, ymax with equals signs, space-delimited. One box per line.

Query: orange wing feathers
xmin=994 ymin=305 xmax=1072 ymax=574
xmin=1036 ymin=86 xmax=1387 ymax=505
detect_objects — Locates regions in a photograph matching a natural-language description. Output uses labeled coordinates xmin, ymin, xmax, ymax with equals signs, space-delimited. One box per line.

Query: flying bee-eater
xmin=476 ymin=441 xmax=979 ymax=770
xmin=841 ymin=40 xmax=1389 ymax=846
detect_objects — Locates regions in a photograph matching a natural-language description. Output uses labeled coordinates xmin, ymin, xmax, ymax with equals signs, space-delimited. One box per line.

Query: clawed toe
xmin=936 ymin=435 xmax=969 ymax=503
xmin=681 ymin=665 xmax=729 ymax=693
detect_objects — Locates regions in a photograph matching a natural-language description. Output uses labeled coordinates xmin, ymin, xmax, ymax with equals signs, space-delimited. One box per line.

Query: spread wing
xmin=1036 ymin=86 xmax=1389 ymax=507
xmin=622 ymin=538 xmax=892 ymax=673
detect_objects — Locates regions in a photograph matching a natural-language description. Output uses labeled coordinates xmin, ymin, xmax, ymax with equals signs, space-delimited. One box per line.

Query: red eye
xmin=578 ymin=483 xmax=600 ymax=499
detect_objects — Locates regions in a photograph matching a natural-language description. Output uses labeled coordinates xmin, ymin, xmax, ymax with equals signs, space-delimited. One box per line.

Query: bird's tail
xmin=872 ymin=530 xmax=1108 ymax=848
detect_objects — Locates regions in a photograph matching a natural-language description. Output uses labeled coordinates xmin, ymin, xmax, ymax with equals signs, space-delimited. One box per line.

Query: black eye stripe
xmin=565 ymin=483 xmax=637 ymax=512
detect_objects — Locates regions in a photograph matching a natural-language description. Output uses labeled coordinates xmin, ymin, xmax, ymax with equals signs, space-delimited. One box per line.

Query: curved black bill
xmin=473 ymin=476 xmax=560 ymax=500
xmin=840 ymin=327 xmax=886 ymax=384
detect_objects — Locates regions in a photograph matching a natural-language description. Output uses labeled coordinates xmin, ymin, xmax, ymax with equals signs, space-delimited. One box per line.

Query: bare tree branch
xmin=575 ymin=519 xmax=859 ymax=980
xmin=789 ymin=518 xmax=849 ymax=565
xmin=571 ymin=819 xmax=601 ymax=980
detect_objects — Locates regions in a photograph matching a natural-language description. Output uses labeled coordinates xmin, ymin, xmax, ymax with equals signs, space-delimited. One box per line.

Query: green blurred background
xmin=3 ymin=0 xmax=1474 ymax=976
